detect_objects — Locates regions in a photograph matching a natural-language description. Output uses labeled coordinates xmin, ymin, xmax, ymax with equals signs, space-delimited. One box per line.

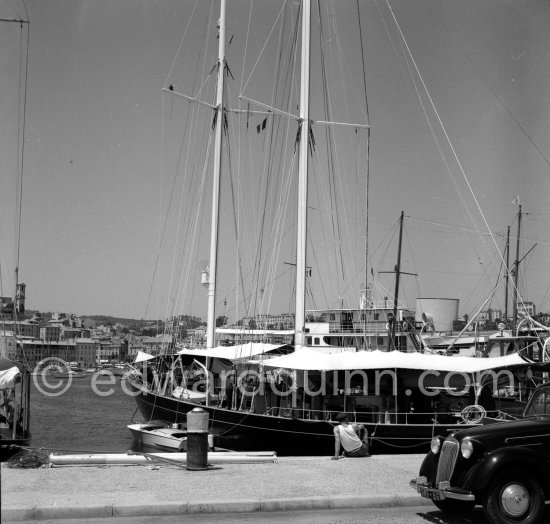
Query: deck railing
xmin=321 ymin=321 xmax=413 ymax=334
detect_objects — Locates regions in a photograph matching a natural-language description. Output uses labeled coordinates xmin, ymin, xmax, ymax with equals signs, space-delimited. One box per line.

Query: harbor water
xmin=30 ymin=372 xmax=142 ymax=454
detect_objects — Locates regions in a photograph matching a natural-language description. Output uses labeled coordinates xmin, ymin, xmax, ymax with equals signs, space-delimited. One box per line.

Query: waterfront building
xmin=143 ymin=334 xmax=174 ymax=355
xmin=16 ymin=321 xmax=41 ymax=339
xmin=75 ymin=338 xmax=99 ymax=368
xmin=62 ymin=327 xmax=82 ymax=340
xmin=40 ymin=325 xmax=62 ymax=343
xmin=17 ymin=340 xmax=76 ymax=368
xmin=0 ymin=330 xmax=17 ymax=360
xmin=519 ymin=302 xmax=536 ymax=317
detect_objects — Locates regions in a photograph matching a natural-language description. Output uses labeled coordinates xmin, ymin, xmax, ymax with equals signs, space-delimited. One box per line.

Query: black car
xmin=410 ymin=382 xmax=550 ymax=524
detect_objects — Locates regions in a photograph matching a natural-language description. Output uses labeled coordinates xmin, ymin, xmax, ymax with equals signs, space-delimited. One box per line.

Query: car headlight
xmin=430 ymin=436 xmax=442 ymax=455
xmin=460 ymin=439 xmax=474 ymax=459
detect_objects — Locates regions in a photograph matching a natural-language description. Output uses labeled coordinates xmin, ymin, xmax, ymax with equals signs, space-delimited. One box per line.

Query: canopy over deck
xmin=259 ymin=348 xmax=534 ymax=373
xmin=177 ymin=342 xmax=289 ymax=362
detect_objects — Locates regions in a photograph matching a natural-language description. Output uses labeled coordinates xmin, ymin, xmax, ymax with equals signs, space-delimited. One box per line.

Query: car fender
xmin=418 ymin=451 xmax=438 ymax=481
xmin=466 ymin=446 xmax=550 ymax=493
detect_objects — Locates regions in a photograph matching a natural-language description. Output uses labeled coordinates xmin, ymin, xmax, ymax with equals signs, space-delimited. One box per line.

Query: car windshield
xmin=524 ymin=386 xmax=550 ymax=417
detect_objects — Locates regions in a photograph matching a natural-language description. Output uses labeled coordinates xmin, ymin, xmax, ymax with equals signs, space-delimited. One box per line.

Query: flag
xmin=512 ymin=195 xmax=520 ymax=206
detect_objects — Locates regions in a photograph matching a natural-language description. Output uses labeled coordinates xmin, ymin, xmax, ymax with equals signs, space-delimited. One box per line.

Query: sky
xmin=0 ymin=0 xmax=549 ymax=322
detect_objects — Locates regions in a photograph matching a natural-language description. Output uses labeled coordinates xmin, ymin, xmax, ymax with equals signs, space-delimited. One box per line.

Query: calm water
xmin=30 ymin=373 xmax=141 ymax=453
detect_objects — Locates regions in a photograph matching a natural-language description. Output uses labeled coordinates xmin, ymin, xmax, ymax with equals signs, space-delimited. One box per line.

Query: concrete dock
xmin=1 ymin=453 xmax=432 ymax=521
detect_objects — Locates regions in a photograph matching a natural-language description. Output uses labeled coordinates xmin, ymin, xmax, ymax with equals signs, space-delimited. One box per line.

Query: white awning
xmin=134 ymin=350 xmax=155 ymax=363
xmin=177 ymin=342 xmax=287 ymax=362
xmin=259 ymin=348 xmax=532 ymax=373
xmin=0 ymin=366 xmax=20 ymax=389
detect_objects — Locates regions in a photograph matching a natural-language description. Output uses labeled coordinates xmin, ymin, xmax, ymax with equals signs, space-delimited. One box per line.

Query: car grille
xmin=436 ymin=437 xmax=459 ymax=484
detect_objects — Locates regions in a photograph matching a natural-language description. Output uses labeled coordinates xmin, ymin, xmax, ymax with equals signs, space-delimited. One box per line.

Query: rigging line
xmin=309 ymin=177 xmax=338 ymax=305
xmin=168 ymin=6 xmax=218 ymax=321
xmin=257 ymin=20 xmax=290 ymax=316
xmin=322 ymin=5 xmax=367 ymax=291
xmin=166 ymin=102 xmax=207 ymax=321
xmin=239 ymin=0 xmax=287 ymax=97
xmin=266 ymin=152 xmax=298 ymax=314
xmin=316 ymin=4 xmax=345 ymax=285
xmin=384 ymin=0 xmax=511 ymax=281
xmin=145 ymin=91 xmax=196 ymax=320
xmin=225 ymin=85 xmax=250 ymax=314
xmin=405 ymin=215 xmax=503 ymax=238
xmin=386 ymin=13 xmax=482 ymax=256
xmin=355 ymin=0 xmax=372 ymax=291
xmin=258 ymin=129 xmax=295 ymax=315
xmin=146 ymin=4 xmax=213 ymax=320
xmin=239 ymin=0 xmax=254 ymax=95
xmin=317 ymin=5 xmax=360 ymax=292
xmin=376 ymin=0 xmax=484 ymax=266
xmin=539 ymin=282 xmax=550 ymax=312
xmin=461 ymin=243 xmax=504 ymax=315
xmin=307 ymin=235 xmax=330 ymax=307
xmin=251 ymin=8 xmax=299 ymax=316
xmin=163 ymin=0 xmax=200 ymax=87
xmin=22 ymin=0 xmax=29 ymax=20
xmin=322 ymin=5 xmax=369 ymax=289
xmin=426 ymin=0 xmax=550 ymax=170
xmin=173 ymin=113 xmax=214 ymax=320
xmin=14 ymin=19 xmax=29 ymax=280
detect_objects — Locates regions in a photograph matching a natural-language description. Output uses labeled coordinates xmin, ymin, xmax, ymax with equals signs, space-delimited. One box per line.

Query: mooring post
xmin=186 ymin=407 xmax=209 ymax=470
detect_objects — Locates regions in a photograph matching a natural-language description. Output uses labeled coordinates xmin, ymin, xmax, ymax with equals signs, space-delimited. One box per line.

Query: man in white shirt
xmin=331 ymin=412 xmax=370 ymax=459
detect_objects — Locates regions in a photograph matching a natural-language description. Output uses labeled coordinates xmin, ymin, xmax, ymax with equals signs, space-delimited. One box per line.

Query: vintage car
xmin=410 ymin=382 xmax=550 ymax=524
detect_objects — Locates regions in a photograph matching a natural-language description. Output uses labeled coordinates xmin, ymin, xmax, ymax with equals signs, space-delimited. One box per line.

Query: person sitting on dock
xmin=331 ymin=413 xmax=370 ymax=460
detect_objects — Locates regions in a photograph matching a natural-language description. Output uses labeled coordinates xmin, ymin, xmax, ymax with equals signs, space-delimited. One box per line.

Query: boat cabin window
xmin=306 ymin=336 xmax=312 ymax=345
xmin=377 ymin=337 xmax=384 ymax=346
xmin=330 ymin=314 xmax=335 ymax=321
xmin=314 ymin=337 xmax=320 ymax=345
xmin=525 ymin=387 xmax=550 ymax=417
xmin=374 ymin=313 xmax=379 ymax=320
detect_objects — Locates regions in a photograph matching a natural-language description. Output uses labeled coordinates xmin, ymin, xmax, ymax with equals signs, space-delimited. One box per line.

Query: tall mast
xmin=512 ymin=204 xmax=522 ymax=332
xmin=205 ymin=0 xmax=227 ymax=350
xmin=294 ymin=0 xmax=311 ymax=351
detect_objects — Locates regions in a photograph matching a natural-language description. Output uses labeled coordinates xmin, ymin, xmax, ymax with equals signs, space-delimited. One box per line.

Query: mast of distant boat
xmin=389 ymin=211 xmax=404 ymax=351
xmin=512 ymin=204 xmax=522 ymax=332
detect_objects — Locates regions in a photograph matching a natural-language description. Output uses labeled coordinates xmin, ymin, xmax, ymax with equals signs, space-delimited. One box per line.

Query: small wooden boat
xmin=127 ymin=422 xmax=188 ymax=451
xmin=51 ymin=370 xmax=86 ymax=379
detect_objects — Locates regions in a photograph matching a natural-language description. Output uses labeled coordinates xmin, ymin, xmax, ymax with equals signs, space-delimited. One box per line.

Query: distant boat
xmin=51 ymin=370 xmax=86 ymax=379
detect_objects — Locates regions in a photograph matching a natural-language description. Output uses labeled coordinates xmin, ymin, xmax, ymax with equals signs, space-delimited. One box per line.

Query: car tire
xmin=433 ymin=499 xmax=476 ymax=514
xmin=485 ymin=469 xmax=544 ymax=524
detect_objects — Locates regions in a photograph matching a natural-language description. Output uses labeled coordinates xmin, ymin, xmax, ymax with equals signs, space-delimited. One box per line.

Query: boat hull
xmin=129 ymin=381 xmax=477 ymax=455
xmin=127 ymin=424 xmax=187 ymax=451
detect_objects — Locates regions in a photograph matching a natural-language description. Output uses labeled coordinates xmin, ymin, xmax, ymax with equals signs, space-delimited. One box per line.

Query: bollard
xmin=186 ymin=407 xmax=209 ymax=470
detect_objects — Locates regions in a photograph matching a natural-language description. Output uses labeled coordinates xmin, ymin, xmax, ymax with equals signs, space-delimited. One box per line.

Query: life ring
xmin=460 ymin=404 xmax=486 ymax=424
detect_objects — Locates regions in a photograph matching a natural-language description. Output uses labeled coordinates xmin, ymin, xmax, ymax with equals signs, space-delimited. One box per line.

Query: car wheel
xmin=433 ymin=499 xmax=476 ymax=514
xmin=485 ymin=470 xmax=544 ymax=524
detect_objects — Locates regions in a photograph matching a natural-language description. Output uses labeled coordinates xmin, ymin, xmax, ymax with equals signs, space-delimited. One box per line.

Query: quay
xmin=1 ymin=453 xmax=430 ymax=521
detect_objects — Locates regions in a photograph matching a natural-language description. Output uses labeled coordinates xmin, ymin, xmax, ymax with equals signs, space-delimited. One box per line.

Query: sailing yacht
xmin=127 ymin=0 xmax=545 ymax=455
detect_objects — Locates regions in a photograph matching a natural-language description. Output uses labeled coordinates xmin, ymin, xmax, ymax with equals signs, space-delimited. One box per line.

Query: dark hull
xmin=130 ymin=381 xmax=475 ymax=455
